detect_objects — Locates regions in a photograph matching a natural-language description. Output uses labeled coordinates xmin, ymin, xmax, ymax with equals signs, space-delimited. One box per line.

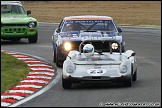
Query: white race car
xmin=62 ymin=39 xmax=137 ymax=89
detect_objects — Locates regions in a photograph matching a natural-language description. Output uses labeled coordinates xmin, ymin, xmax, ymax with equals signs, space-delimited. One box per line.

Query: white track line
xmin=15 ymin=85 xmax=42 ymax=88
xmin=29 ymin=72 xmax=54 ymax=76
xmin=1 ymin=102 xmax=11 ymax=107
xmin=1 ymin=96 xmax=24 ymax=100
xmin=20 ymin=80 xmax=49 ymax=84
xmin=27 ymin=76 xmax=52 ymax=79
xmin=7 ymin=90 xmax=34 ymax=94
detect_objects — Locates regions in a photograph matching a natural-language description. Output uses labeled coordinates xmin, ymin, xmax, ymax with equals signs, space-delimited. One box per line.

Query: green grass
xmin=1 ymin=52 xmax=30 ymax=93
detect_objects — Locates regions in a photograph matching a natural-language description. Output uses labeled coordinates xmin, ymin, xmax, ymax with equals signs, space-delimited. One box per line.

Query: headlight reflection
xmin=111 ymin=43 xmax=118 ymax=49
xmin=64 ymin=42 xmax=72 ymax=51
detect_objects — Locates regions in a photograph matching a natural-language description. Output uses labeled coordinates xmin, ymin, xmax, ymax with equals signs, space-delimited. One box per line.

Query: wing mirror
xmin=56 ymin=28 xmax=60 ymax=33
xmin=117 ymin=27 xmax=122 ymax=33
xmin=27 ymin=10 xmax=31 ymax=15
xmin=128 ymin=52 xmax=136 ymax=59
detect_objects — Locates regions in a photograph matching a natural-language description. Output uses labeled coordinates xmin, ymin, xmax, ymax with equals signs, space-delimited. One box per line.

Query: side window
xmin=1 ymin=5 xmax=12 ymax=13
xmin=107 ymin=21 xmax=116 ymax=32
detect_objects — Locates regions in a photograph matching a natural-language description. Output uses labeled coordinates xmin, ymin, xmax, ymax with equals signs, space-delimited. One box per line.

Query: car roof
xmin=1 ymin=1 xmax=22 ymax=6
xmin=64 ymin=15 xmax=113 ymax=20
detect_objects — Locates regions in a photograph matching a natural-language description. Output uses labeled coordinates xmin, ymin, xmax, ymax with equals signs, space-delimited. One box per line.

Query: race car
xmin=52 ymin=15 xmax=125 ymax=67
xmin=62 ymin=39 xmax=137 ymax=89
xmin=1 ymin=1 xmax=38 ymax=43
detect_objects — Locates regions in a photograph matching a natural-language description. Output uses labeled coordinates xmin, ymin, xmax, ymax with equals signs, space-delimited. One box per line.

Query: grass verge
xmin=22 ymin=1 xmax=161 ymax=26
xmin=1 ymin=52 xmax=30 ymax=93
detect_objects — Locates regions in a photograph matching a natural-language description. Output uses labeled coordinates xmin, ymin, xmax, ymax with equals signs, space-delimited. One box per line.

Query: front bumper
xmin=63 ymin=74 xmax=130 ymax=84
xmin=1 ymin=27 xmax=37 ymax=38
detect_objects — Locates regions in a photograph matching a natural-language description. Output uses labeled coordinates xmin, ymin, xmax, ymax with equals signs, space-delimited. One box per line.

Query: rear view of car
xmin=1 ymin=1 xmax=38 ymax=43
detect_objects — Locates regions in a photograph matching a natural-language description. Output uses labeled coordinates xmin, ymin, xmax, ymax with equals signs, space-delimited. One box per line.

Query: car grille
xmin=82 ymin=76 xmax=111 ymax=80
xmin=3 ymin=28 xmax=26 ymax=33
xmin=2 ymin=23 xmax=28 ymax=33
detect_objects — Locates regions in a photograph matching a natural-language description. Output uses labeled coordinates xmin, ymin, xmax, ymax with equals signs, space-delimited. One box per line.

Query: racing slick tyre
xmin=28 ymin=32 xmax=38 ymax=43
xmin=122 ymin=45 xmax=125 ymax=52
xmin=123 ymin=64 xmax=133 ymax=87
xmin=56 ymin=48 xmax=63 ymax=67
xmin=53 ymin=50 xmax=56 ymax=63
xmin=62 ymin=76 xmax=72 ymax=89
xmin=122 ymin=48 xmax=125 ymax=52
xmin=123 ymin=77 xmax=132 ymax=87
xmin=132 ymin=69 xmax=137 ymax=81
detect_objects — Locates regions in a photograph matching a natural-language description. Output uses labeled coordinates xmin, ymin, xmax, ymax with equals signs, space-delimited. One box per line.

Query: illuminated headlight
xmin=120 ymin=65 xmax=127 ymax=73
xmin=66 ymin=65 xmax=74 ymax=73
xmin=111 ymin=43 xmax=118 ymax=49
xmin=64 ymin=42 xmax=72 ymax=51
xmin=28 ymin=22 xmax=36 ymax=28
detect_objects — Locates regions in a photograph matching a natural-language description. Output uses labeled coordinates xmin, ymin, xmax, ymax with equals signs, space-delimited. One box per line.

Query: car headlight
xmin=28 ymin=22 xmax=36 ymax=28
xmin=111 ymin=43 xmax=118 ymax=49
xmin=120 ymin=65 xmax=127 ymax=73
xmin=64 ymin=42 xmax=72 ymax=51
xmin=66 ymin=65 xmax=75 ymax=73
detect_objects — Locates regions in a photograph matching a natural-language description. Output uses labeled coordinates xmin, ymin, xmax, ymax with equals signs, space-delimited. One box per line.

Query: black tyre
xmin=122 ymin=45 xmax=125 ymax=52
xmin=62 ymin=76 xmax=72 ymax=89
xmin=53 ymin=50 xmax=56 ymax=63
xmin=56 ymin=48 xmax=63 ymax=67
xmin=123 ymin=64 xmax=133 ymax=87
xmin=132 ymin=69 xmax=137 ymax=81
xmin=123 ymin=77 xmax=132 ymax=87
xmin=28 ymin=32 xmax=38 ymax=43
xmin=123 ymin=66 xmax=132 ymax=87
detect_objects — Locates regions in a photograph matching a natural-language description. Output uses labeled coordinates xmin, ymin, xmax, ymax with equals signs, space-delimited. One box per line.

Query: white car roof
xmin=1 ymin=1 xmax=22 ymax=6
xmin=64 ymin=15 xmax=113 ymax=20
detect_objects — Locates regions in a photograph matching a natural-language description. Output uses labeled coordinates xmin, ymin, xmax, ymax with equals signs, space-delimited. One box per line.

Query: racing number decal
xmin=87 ymin=69 xmax=106 ymax=76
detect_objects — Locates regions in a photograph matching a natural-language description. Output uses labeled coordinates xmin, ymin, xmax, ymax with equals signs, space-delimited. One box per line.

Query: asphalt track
xmin=1 ymin=23 xmax=161 ymax=107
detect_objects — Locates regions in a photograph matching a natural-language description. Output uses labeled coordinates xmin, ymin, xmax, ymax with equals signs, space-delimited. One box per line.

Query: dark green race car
xmin=1 ymin=1 xmax=38 ymax=43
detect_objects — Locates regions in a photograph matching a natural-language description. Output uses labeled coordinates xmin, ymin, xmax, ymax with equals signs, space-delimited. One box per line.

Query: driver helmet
xmin=83 ymin=44 xmax=94 ymax=56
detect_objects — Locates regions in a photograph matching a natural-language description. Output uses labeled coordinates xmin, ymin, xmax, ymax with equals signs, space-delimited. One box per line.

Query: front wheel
xmin=122 ymin=45 xmax=125 ymax=52
xmin=123 ymin=74 xmax=132 ymax=87
xmin=62 ymin=76 xmax=72 ymax=89
xmin=28 ymin=32 xmax=38 ymax=43
xmin=53 ymin=50 xmax=56 ymax=63
xmin=56 ymin=48 xmax=63 ymax=67
xmin=132 ymin=69 xmax=137 ymax=81
xmin=123 ymin=78 xmax=132 ymax=87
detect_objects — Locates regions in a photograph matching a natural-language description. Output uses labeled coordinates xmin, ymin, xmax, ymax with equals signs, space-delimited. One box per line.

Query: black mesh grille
xmin=4 ymin=28 xmax=26 ymax=33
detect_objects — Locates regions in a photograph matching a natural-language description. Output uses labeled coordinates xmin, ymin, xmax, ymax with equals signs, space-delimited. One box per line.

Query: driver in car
xmin=66 ymin=24 xmax=75 ymax=31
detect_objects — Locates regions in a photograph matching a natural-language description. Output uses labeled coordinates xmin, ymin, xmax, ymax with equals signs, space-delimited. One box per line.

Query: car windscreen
xmin=1 ymin=4 xmax=26 ymax=14
xmin=61 ymin=20 xmax=117 ymax=32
